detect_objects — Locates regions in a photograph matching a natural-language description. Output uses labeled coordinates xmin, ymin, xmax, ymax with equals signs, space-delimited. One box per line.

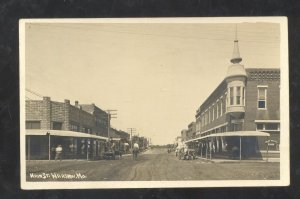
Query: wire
xmin=25 ymin=88 xmax=43 ymax=98
xmin=28 ymin=23 xmax=279 ymax=44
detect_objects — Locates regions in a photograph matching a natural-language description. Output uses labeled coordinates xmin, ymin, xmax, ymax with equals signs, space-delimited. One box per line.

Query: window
xmin=242 ymin=87 xmax=245 ymax=105
xmin=258 ymin=86 xmax=267 ymax=109
xmin=236 ymin=87 xmax=241 ymax=105
xmin=256 ymin=123 xmax=279 ymax=131
xmin=52 ymin=122 xmax=62 ymax=130
xmin=265 ymin=123 xmax=279 ymax=130
xmin=70 ymin=123 xmax=79 ymax=132
xmin=256 ymin=123 xmax=264 ymax=130
xmin=216 ymin=102 xmax=219 ymax=119
xmin=230 ymin=87 xmax=234 ymax=105
xmin=212 ymin=106 xmax=215 ymax=121
xmin=220 ymin=98 xmax=223 ymax=116
xmin=26 ymin=121 xmax=41 ymax=129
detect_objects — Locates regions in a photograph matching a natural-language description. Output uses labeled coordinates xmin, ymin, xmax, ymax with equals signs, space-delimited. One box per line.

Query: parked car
xmin=178 ymin=148 xmax=196 ymax=160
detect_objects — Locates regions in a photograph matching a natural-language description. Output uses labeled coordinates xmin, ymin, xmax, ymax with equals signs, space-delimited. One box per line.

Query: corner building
xmin=190 ymin=38 xmax=280 ymax=159
xmin=25 ymin=97 xmax=110 ymax=160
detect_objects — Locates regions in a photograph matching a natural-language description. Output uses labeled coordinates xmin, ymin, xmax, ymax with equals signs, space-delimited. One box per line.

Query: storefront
xmin=26 ymin=129 xmax=108 ymax=160
xmin=185 ymin=131 xmax=270 ymax=160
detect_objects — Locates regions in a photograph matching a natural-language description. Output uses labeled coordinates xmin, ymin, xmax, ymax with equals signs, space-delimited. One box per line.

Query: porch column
xmin=239 ymin=136 xmax=242 ymax=161
xmin=28 ymin=136 xmax=31 ymax=160
xmin=47 ymin=132 xmax=50 ymax=160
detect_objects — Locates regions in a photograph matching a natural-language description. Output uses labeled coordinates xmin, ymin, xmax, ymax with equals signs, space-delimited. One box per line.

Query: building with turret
xmin=187 ymin=36 xmax=280 ymax=160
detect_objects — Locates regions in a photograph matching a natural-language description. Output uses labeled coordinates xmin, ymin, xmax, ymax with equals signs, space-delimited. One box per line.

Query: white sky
xmin=25 ymin=21 xmax=280 ymax=145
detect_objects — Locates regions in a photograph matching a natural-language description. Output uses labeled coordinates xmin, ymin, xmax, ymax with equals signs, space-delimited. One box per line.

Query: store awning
xmin=25 ymin=129 xmax=108 ymax=140
xmin=185 ymin=131 xmax=270 ymax=143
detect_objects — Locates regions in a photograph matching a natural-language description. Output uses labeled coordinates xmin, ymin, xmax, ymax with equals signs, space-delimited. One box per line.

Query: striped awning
xmin=185 ymin=131 xmax=270 ymax=143
xmin=25 ymin=129 xmax=108 ymax=140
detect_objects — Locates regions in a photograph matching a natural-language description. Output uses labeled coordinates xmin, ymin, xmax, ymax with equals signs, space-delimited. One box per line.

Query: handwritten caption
xmin=29 ymin=172 xmax=87 ymax=180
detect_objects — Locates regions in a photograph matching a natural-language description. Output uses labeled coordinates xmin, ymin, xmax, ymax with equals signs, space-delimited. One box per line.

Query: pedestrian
xmin=55 ymin=145 xmax=63 ymax=161
xmin=133 ymin=142 xmax=139 ymax=160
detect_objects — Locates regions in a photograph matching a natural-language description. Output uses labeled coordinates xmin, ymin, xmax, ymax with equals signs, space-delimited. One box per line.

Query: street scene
xmin=26 ymin=148 xmax=279 ymax=181
xmin=20 ymin=18 xmax=288 ymax=188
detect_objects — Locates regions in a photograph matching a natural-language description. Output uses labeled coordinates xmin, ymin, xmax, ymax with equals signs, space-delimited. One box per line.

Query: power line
xmin=29 ymin=23 xmax=279 ymax=44
xmin=25 ymin=88 xmax=43 ymax=98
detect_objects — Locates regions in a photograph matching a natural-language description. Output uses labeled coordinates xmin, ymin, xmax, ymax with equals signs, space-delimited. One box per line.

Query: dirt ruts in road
xmin=26 ymin=148 xmax=280 ymax=181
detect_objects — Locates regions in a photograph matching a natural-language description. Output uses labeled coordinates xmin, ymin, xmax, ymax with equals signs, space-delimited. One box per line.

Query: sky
xmin=24 ymin=20 xmax=280 ymax=145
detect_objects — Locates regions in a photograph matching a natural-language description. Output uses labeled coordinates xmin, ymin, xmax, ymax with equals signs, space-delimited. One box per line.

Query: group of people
xmin=51 ymin=142 xmax=140 ymax=161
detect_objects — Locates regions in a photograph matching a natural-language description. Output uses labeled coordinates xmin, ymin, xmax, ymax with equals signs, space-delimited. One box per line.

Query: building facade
xmin=187 ymin=38 xmax=280 ymax=159
xmin=186 ymin=122 xmax=196 ymax=140
xmin=25 ymin=97 xmax=128 ymax=160
xmin=181 ymin=129 xmax=188 ymax=142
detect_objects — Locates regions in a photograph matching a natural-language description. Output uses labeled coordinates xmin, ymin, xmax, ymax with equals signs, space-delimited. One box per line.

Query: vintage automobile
xmin=103 ymin=150 xmax=122 ymax=160
xmin=178 ymin=148 xmax=196 ymax=160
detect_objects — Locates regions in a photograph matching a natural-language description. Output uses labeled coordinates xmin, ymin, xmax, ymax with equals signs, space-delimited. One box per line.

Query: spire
xmin=230 ymin=24 xmax=242 ymax=64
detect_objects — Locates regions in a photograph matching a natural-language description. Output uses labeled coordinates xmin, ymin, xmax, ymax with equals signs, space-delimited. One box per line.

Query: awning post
xmin=205 ymin=141 xmax=208 ymax=159
xmin=210 ymin=139 xmax=212 ymax=160
xmin=266 ymin=142 xmax=269 ymax=163
xmin=86 ymin=139 xmax=89 ymax=161
xmin=239 ymin=136 xmax=242 ymax=161
xmin=28 ymin=136 xmax=30 ymax=160
xmin=48 ymin=133 xmax=51 ymax=160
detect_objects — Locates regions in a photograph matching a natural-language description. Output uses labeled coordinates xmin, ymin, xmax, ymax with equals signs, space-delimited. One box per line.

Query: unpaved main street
xmin=26 ymin=148 xmax=279 ymax=181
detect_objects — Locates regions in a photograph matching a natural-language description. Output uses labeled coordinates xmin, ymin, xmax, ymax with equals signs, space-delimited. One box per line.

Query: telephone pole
xmin=127 ymin=128 xmax=136 ymax=151
xmin=106 ymin=110 xmax=117 ymax=138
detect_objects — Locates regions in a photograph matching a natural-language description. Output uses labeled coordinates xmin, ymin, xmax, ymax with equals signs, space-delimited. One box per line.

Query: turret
xmin=225 ymin=31 xmax=247 ymax=118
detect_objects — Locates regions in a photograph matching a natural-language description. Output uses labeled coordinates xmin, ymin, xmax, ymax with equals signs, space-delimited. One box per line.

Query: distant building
xmin=181 ymin=129 xmax=188 ymax=142
xmin=186 ymin=37 xmax=280 ymax=159
xmin=109 ymin=128 xmax=130 ymax=140
xmin=186 ymin=122 xmax=196 ymax=140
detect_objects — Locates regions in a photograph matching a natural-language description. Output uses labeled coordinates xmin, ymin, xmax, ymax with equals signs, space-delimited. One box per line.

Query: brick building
xmin=186 ymin=122 xmax=196 ymax=140
xmin=185 ymin=38 xmax=280 ymax=160
xmin=26 ymin=97 xmax=109 ymax=135
xmin=25 ymin=97 xmax=113 ymax=160
xmin=181 ymin=129 xmax=188 ymax=142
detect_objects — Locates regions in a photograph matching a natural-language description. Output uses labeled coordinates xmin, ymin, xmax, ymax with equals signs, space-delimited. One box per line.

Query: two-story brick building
xmin=25 ymin=97 xmax=111 ymax=160
xmin=186 ymin=38 xmax=280 ymax=160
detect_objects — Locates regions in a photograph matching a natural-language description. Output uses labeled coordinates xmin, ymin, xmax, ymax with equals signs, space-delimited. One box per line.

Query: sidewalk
xmin=196 ymin=156 xmax=280 ymax=163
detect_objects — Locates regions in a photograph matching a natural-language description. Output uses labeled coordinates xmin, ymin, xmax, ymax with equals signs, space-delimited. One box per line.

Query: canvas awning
xmin=185 ymin=131 xmax=270 ymax=143
xmin=25 ymin=129 xmax=108 ymax=140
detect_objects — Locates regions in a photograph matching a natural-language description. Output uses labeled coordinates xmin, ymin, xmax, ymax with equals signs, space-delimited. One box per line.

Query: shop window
xmin=26 ymin=121 xmax=41 ymax=129
xmin=258 ymin=86 xmax=267 ymax=109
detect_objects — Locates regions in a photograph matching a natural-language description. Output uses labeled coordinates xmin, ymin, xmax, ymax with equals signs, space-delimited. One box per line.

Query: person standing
xmin=55 ymin=145 xmax=63 ymax=161
xmin=133 ymin=142 xmax=139 ymax=160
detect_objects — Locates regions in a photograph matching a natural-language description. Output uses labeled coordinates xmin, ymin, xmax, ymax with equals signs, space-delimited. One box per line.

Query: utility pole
xmin=106 ymin=110 xmax=117 ymax=138
xmin=127 ymin=128 xmax=136 ymax=151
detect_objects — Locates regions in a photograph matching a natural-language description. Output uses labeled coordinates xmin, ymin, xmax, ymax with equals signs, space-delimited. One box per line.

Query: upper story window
xmin=26 ymin=121 xmax=41 ymax=129
xmin=236 ymin=87 xmax=241 ymax=105
xmin=52 ymin=122 xmax=62 ymax=130
xmin=258 ymin=86 xmax=267 ymax=109
xmin=230 ymin=87 xmax=234 ymax=105
xmin=70 ymin=123 xmax=79 ymax=132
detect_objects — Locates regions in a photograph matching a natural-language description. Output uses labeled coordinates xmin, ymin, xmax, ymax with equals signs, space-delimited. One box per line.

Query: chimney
xmin=75 ymin=100 xmax=79 ymax=108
